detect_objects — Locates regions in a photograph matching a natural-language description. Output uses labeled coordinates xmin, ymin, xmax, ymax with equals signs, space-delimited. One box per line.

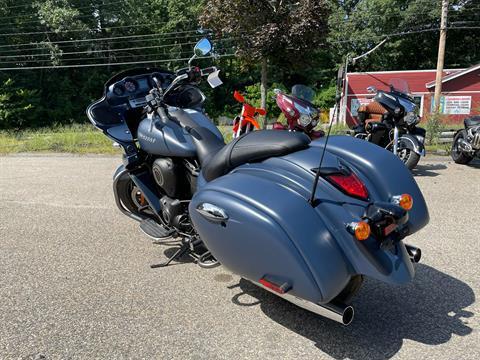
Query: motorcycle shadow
xmin=230 ymin=264 xmax=474 ymax=360
xmin=412 ymin=163 xmax=447 ymax=177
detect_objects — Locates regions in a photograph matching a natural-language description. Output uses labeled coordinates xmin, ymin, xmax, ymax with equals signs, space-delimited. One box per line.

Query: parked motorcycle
xmin=451 ymin=115 xmax=480 ymax=164
xmin=272 ymin=85 xmax=325 ymax=139
xmin=232 ymin=90 xmax=265 ymax=138
xmin=87 ymin=38 xmax=429 ymax=325
xmin=353 ymin=79 xmax=426 ymax=170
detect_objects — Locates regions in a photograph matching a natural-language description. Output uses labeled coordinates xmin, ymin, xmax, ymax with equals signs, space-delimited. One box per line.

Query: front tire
xmin=115 ymin=173 xmax=149 ymax=215
xmin=451 ymin=130 xmax=474 ymax=164
xmin=398 ymin=147 xmax=421 ymax=170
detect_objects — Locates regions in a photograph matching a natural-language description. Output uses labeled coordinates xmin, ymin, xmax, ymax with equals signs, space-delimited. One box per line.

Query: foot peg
xmin=140 ymin=218 xmax=174 ymax=240
xmin=150 ymin=236 xmax=220 ymax=269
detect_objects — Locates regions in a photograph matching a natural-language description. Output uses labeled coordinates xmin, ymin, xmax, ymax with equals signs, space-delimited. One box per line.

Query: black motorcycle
xmin=354 ymin=79 xmax=426 ymax=170
xmin=451 ymin=115 xmax=480 ymax=164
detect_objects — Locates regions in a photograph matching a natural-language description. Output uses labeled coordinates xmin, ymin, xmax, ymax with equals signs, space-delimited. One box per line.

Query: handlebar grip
xmin=157 ymin=106 xmax=170 ymax=124
xmin=201 ymin=67 xmax=217 ymax=75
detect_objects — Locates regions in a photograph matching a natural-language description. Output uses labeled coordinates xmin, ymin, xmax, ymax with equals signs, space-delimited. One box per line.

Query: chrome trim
xmin=405 ymin=244 xmax=422 ymax=263
xmin=196 ymin=203 xmax=229 ymax=222
xmin=251 ymin=279 xmax=354 ymax=326
xmin=393 ymin=126 xmax=399 ymax=155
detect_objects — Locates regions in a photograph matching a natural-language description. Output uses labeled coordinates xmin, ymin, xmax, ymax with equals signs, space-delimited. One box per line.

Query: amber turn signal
xmin=347 ymin=221 xmax=371 ymax=241
xmin=393 ymin=194 xmax=413 ymax=211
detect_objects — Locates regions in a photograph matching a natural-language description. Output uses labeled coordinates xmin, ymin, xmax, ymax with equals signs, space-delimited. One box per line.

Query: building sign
xmin=432 ymin=96 xmax=472 ymax=115
xmin=350 ymin=98 xmax=372 ymax=117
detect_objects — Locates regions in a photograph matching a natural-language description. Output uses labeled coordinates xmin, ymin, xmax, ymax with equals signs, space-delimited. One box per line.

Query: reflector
xmin=327 ymin=172 xmax=369 ymax=200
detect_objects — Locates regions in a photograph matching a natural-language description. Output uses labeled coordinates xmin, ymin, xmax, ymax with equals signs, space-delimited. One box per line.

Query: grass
xmin=0 ymin=124 xmax=234 ymax=155
xmin=0 ymin=124 xmax=120 ymax=155
xmin=0 ymin=122 xmax=458 ymax=155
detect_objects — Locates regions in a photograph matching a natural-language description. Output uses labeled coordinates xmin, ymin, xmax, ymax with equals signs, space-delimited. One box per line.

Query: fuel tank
xmin=137 ymin=107 xmax=223 ymax=157
xmin=190 ymin=136 xmax=429 ymax=304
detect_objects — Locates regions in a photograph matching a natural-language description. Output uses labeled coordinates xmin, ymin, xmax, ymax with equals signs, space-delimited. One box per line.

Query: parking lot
xmin=0 ymin=154 xmax=478 ymax=359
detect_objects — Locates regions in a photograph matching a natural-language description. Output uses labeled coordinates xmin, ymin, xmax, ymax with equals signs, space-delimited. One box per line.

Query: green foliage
xmin=424 ymin=112 xmax=446 ymax=145
xmin=313 ymin=84 xmax=337 ymax=110
xmin=0 ymin=0 xmax=477 ymax=131
xmin=0 ymin=79 xmax=43 ymax=130
xmin=243 ymin=82 xmax=287 ymax=119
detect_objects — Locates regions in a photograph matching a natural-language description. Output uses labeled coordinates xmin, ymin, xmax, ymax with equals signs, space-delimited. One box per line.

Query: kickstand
xmin=150 ymin=243 xmax=189 ymax=268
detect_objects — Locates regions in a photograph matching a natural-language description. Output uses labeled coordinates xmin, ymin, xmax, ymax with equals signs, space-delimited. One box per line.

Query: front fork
xmin=393 ymin=126 xmax=399 ymax=156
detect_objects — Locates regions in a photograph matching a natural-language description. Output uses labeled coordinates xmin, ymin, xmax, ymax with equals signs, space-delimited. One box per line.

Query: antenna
xmin=308 ymin=65 xmax=345 ymax=206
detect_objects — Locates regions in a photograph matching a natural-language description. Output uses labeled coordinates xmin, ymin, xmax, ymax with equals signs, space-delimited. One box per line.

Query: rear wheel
xmin=333 ymin=275 xmax=363 ymax=304
xmin=451 ymin=130 xmax=474 ymax=164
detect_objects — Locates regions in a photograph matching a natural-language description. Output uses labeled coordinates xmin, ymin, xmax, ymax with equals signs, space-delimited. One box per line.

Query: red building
xmin=343 ymin=63 xmax=480 ymax=126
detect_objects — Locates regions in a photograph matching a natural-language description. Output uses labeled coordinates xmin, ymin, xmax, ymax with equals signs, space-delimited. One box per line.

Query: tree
xmin=200 ymin=0 xmax=330 ymax=127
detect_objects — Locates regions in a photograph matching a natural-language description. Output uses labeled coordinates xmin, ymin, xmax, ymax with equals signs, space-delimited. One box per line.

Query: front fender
xmin=399 ymin=134 xmax=425 ymax=156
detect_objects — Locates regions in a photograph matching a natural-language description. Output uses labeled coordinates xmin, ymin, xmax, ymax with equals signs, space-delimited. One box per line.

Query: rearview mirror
xmin=367 ymin=86 xmax=377 ymax=94
xmin=194 ymin=38 xmax=212 ymax=57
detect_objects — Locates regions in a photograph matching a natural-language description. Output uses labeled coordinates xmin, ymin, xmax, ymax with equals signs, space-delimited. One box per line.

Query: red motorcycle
xmin=232 ymin=90 xmax=266 ymax=138
xmin=273 ymin=85 xmax=324 ymax=140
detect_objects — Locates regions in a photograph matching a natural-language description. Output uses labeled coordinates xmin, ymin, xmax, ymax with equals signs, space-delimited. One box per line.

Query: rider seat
xmin=357 ymin=101 xmax=388 ymax=125
xmin=465 ymin=116 xmax=480 ymax=128
xmin=189 ymin=129 xmax=311 ymax=182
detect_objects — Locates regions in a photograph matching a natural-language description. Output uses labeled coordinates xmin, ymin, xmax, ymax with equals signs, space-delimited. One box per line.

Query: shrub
xmin=424 ymin=112 xmax=446 ymax=145
xmin=0 ymin=79 xmax=43 ymax=130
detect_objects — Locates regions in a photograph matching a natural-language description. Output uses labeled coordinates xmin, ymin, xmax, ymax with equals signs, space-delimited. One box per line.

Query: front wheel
xmin=115 ymin=173 xmax=150 ymax=216
xmin=451 ymin=130 xmax=474 ymax=164
xmin=397 ymin=147 xmax=421 ymax=170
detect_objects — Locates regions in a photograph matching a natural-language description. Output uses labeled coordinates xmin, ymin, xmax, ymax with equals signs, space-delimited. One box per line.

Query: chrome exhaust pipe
xmin=405 ymin=244 xmax=422 ymax=263
xmin=251 ymin=280 xmax=355 ymax=325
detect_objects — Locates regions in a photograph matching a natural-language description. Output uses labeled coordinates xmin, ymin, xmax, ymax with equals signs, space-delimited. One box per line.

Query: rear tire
xmin=451 ymin=130 xmax=474 ymax=164
xmin=334 ymin=275 xmax=363 ymax=304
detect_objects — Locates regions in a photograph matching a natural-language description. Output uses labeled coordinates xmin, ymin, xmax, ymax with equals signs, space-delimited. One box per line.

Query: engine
xmin=469 ymin=127 xmax=480 ymax=149
xmin=151 ymin=157 xmax=199 ymax=231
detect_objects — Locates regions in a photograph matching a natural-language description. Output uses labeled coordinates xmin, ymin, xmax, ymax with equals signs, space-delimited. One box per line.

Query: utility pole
xmin=434 ymin=0 xmax=449 ymax=113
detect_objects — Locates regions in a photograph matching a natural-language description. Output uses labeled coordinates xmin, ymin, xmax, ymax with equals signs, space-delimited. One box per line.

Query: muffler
xmin=251 ymin=280 xmax=354 ymax=325
xmin=405 ymin=244 xmax=422 ymax=263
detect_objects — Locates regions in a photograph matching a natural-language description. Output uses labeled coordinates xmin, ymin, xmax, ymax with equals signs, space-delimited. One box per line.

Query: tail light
xmin=326 ymin=172 xmax=369 ymax=200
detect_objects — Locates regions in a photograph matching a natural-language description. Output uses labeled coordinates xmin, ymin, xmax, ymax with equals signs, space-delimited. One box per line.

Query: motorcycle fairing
xmin=190 ymin=136 xmax=429 ymax=304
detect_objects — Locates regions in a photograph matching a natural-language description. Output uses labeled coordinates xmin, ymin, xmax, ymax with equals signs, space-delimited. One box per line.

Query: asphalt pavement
xmin=0 ymin=154 xmax=478 ymax=360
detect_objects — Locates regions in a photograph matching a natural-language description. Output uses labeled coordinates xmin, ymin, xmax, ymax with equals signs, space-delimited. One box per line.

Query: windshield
xmin=389 ymin=78 xmax=411 ymax=95
xmin=292 ymin=84 xmax=315 ymax=103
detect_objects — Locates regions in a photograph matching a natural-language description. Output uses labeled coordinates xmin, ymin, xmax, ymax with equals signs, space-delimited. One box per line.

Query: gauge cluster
xmin=106 ymin=72 xmax=173 ymax=108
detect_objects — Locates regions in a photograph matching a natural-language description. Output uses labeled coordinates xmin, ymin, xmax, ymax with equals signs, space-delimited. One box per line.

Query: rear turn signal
xmin=393 ymin=194 xmax=413 ymax=211
xmin=326 ymin=172 xmax=369 ymax=200
xmin=347 ymin=221 xmax=371 ymax=241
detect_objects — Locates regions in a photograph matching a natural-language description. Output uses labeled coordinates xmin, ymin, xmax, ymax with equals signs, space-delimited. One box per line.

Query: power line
xmin=0 ymin=39 xmax=202 ymax=59
xmin=0 ymin=29 xmax=203 ymax=49
xmin=0 ymin=0 xmax=123 ymax=12
xmin=0 ymin=34 xmax=201 ymax=54
xmin=0 ymin=53 xmax=236 ymax=71
xmin=0 ymin=48 xmax=236 ymax=65
xmin=0 ymin=22 xmax=194 ymax=37
xmin=0 ymin=38 xmax=233 ymax=63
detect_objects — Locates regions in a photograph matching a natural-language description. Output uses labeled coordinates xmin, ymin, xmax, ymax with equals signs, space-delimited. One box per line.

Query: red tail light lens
xmin=326 ymin=172 xmax=369 ymax=200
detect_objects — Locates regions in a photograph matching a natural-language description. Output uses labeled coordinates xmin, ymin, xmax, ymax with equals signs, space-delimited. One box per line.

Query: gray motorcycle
xmin=87 ymin=38 xmax=429 ymax=325
xmin=451 ymin=115 xmax=480 ymax=164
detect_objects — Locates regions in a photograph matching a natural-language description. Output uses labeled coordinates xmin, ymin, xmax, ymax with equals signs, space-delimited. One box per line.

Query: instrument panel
xmin=106 ymin=72 xmax=173 ymax=108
